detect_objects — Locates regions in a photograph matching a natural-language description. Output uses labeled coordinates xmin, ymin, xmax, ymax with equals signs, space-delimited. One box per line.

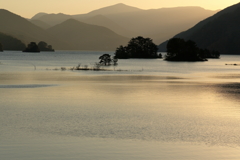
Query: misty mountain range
xmin=1 ymin=3 xmax=238 ymax=53
xmin=30 ymin=3 xmax=218 ymax=44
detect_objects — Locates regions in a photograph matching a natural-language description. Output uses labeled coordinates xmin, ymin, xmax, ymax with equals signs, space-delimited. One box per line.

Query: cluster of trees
xmin=115 ymin=36 xmax=161 ymax=59
xmin=23 ymin=41 xmax=54 ymax=52
xmin=38 ymin=41 xmax=54 ymax=51
xmin=165 ymin=38 xmax=220 ymax=61
xmin=98 ymin=54 xmax=118 ymax=66
xmin=23 ymin=42 xmax=40 ymax=52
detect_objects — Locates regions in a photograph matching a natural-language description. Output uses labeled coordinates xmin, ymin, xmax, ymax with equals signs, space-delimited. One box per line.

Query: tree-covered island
xmin=23 ymin=41 xmax=55 ymax=52
xmin=115 ymin=36 xmax=162 ymax=59
xmin=165 ymin=38 xmax=220 ymax=61
xmin=38 ymin=41 xmax=54 ymax=51
xmin=23 ymin=42 xmax=40 ymax=52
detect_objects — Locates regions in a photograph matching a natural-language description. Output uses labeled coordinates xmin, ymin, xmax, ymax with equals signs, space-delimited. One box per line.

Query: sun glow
xmin=1 ymin=0 xmax=239 ymax=18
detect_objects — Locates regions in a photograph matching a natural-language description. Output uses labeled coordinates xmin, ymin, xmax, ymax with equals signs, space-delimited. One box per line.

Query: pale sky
xmin=2 ymin=0 xmax=240 ymax=18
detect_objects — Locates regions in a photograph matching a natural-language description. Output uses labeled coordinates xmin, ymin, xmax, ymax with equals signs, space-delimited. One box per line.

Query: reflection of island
xmin=23 ymin=41 xmax=54 ymax=52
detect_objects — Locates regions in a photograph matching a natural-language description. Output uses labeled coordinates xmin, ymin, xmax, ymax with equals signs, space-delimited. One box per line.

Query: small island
xmin=165 ymin=38 xmax=220 ymax=61
xmin=115 ymin=36 xmax=162 ymax=59
xmin=38 ymin=41 xmax=54 ymax=51
xmin=23 ymin=42 xmax=40 ymax=52
xmin=23 ymin=41 xmax=55 ymax=52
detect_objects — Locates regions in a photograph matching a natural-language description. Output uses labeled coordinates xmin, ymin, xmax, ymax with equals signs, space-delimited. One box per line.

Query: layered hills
xmin=47 ymin=19 xmax=128 ymax=51
xmin=30 ymin=19 xmax=51 ymax=29
xmin=0 ymin=9 xmax=68 ymax=50
xmin=103 ymin=6 xmax=218 ymax=43
xmin=81 ymin=15 xmax=135 ymax=38
xmin=0 ymin=9 xmax=128 ymax=51
xmin=32 ymin=3 xmax=218 ymax=44
xmin=159 ymin=3 xmax=240 ymax=54
xmin=1 ymin=3 xmax=227 ymax=51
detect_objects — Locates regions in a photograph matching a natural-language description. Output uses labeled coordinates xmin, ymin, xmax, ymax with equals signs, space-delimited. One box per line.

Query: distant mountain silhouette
xmin=86 ymin=3 xmax=143 ymax=16
xmin=0 ymin=32 xmax=26 ymax=50
xmin=30 ymin=19 xmax=51 ymax=29
xmin=31 ymin=3 xmax=143 ymax=36
xmin=0 ymin=9 xmax=69 ymax=50
xmin=32 ymin=4 xmax=217 ymax=44
xmin=158 ymin=3 xmax=240 ymax=54
xmin=31 ymin=12 xmax=48 ymax=20
xmin=47 ymin=19 xmax=128 ymax=51
xmin=35 ymin=13 xmax=72 ymax=26
xmin=104 ymin=6 xmax=218 ymax=44
xmin=82 ymin=15 xmax=136 ymax=37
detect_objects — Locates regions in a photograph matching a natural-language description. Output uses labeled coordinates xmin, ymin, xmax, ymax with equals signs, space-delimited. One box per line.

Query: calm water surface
xmin=1 ymin=51 xmax=240 ymax=160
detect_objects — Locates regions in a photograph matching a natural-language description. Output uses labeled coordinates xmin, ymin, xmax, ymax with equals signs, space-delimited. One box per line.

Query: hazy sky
xmin=2 ymin=0 xmax=240 ymax=18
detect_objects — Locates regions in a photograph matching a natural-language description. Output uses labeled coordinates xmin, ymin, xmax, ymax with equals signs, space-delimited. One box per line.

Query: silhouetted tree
xmin=115 ymin=36 xmax=160 ymax=59
xmin=0 ymin=42 xmax=3 ymax=51
xmin=23 ymin=42 xmax=40 ymax=52
xmin=99 ymin=54 xmax=118 ymax=66
xmin=165 ymin=38 xmax=219 ymax=61
xmin=99 ymin=54 xmax=111 ymax=65
xmin=38 ymin=41 xmax=54 ymax=51
xmin=158 ymin=53 xmax=162 ymax=58
xmin=112 ymin=56 xmax=118 ymax=65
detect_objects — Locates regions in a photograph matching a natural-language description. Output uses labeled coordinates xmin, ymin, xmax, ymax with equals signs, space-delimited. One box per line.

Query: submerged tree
xmin=23 ymin=42 xmax=40 ymax=52
xmin=99 ymin=54 xmax=118 ymax=66
xmin=115 ymin=36 xmax=161 ymax=59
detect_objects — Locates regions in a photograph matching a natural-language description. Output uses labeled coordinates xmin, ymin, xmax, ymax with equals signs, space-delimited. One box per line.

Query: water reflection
xmin=1 ymin=72 xmax=240 ymax=148
xmin=1 ymin=52 xmax=240 ymax=159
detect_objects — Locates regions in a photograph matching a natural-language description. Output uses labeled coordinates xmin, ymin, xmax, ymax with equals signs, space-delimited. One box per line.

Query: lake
xmin=1 ymin=51 xmax=240 ymax=160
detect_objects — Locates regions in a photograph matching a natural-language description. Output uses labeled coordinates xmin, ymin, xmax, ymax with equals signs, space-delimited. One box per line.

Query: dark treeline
xmin=0 ymin=32 xmax=26 ymax=51
xmin=38 ymin=41 xmax=54 ymax=51
xmin=23 ymin=41 xmax=55 ymax=52
xmin=165 ymin=38 xmax=220 ymax=61
xmin=115 ymin=36 xmax=161 ymax=59
xmin=23 ymin=42 xmax=40 ymax=52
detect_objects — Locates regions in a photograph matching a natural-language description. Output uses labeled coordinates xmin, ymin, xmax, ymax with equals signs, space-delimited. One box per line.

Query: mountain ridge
xmin=158 ymin=2 xmax=240 ymax=54
xmin=47 ymin=19 xmax=128 ymax=51
xmin=0 ymin=9 xmax=69 ymax=49
xmin=31 ymin=4 xmax=218 ymax=44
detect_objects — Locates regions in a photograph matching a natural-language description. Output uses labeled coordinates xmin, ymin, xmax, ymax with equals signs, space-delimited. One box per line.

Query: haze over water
xmin=1 ymin=51 xmax=240 ymax=160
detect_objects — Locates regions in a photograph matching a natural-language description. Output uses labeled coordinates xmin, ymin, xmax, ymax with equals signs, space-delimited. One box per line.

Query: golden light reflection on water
xmin=1 ymin=71 xmax=240 ymax=159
